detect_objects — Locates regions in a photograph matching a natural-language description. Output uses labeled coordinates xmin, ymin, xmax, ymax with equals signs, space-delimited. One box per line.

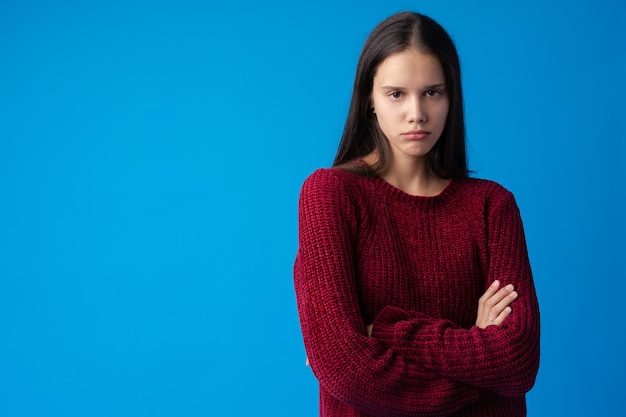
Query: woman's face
xmin=370 ymin=49 xmax=449 ymax=163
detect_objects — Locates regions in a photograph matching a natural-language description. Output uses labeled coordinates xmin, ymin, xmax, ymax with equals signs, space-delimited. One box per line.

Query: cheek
xmin=437 ymin=103 xmax=450 ymax=125
xmin=376 ymin=103 xmax=402 ymax=123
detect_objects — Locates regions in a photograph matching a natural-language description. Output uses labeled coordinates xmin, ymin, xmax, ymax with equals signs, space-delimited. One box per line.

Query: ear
xmin=368 ymin=95 xmax=376 ymax=114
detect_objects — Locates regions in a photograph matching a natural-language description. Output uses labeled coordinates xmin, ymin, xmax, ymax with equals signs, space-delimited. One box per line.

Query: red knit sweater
xmin=294 ymin=167 xmax=540 ymax=417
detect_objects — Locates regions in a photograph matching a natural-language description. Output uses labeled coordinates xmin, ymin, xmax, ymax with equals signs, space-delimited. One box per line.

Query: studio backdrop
xmin=1 ymin=0 xmax=624 ymax=416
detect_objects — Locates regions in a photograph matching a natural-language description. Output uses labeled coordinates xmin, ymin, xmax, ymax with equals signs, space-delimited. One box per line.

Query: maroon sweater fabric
xmin=294 ymin=167 xmax=540 ymax=417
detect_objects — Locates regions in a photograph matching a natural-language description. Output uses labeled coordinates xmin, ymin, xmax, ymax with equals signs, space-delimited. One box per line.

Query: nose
xmin=408 ymin=96 xmax=427 ymax=124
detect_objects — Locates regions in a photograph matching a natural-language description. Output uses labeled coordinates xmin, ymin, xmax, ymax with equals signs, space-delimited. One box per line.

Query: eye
xmin=425 ymin=89 xmax=441 ymax=97
xmin=389 ymin=91 xmax=404 ymax=99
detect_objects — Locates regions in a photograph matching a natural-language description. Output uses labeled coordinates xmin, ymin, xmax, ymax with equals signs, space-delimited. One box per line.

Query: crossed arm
xmin=295 ymin=170 xmax=540 ymax=416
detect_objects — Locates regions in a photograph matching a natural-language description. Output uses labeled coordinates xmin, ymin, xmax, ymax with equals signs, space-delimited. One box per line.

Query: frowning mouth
xmin=402 ymin=130 xmax=431 ymax=140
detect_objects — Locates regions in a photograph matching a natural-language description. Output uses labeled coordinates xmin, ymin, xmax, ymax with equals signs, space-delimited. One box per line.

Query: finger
xmin=478 ymin=280 xmax=500 ymax=317
xmin=305 ymin=357 xmax=310 ymax=366
xmin=491 ymin=306 xmax=513 ymax=326
xmin=479 ymin=280 xmax=500 ymax=304
xmin=478 ymin=284 xmax=515 ymax=328
xmin=485 ymin=284 xmax=515 ymax=311
xmin=488 ymin=289 xmax=518 ymax=321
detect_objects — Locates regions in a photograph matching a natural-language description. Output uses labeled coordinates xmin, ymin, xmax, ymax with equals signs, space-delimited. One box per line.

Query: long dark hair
xmin=333 ymin=12 xmax=468 ymax=179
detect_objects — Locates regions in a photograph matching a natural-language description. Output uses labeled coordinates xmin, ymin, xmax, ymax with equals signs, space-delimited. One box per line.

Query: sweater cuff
xmin=371 ymin=305 xmax=415 ymax=348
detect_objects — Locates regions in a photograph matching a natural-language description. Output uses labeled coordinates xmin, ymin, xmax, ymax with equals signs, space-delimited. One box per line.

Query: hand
xmin=476 ymin=280 xmax=518 ymax=329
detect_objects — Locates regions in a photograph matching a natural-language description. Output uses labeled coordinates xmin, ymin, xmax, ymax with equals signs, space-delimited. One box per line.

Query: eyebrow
xmin=380 ymin=83 xmax=447 ymax=90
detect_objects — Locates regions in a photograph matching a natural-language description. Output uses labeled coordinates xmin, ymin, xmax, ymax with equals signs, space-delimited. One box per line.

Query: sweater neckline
xmin=343 ymin=158 xmax=463 ymax=207
xmin=371 ymin=175 xmax=461 ymax=207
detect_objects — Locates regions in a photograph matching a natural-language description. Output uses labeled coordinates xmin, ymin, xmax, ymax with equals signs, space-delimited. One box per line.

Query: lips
xmin=402 ymin=130 xmax=431 ymax=140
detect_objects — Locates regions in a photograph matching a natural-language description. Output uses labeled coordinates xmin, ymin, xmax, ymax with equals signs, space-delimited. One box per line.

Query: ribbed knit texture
xmin=294 ymin=167 xmax=540 ymax=417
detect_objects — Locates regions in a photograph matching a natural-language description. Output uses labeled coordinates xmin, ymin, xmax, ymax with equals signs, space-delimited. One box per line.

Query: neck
xmin=382 ymin=155 xmax=449 ymax=197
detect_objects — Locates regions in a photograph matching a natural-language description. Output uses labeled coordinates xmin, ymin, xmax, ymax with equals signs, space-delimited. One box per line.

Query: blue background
xmin=1 ymin=0 xmax=624 ymax=416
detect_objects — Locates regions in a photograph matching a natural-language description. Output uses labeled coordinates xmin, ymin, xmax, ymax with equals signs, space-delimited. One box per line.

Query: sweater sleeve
xmin=294 ymin=169 xmax=479 ymax=417
xmin=371 ymin=189 xmax=540 ymax=397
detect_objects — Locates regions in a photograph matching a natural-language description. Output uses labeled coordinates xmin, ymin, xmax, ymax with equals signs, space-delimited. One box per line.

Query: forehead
xmin=373 ymin=49 xmax=445 ymax=86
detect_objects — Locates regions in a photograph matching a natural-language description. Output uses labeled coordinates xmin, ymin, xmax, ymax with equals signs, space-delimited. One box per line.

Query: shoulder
xmin=300 ymin=167 xmax=363 ymax=199
xmin=298 ymin=167 xmax=366 ymax=222
xmin=451 ymin=178 xmax=521 ymax=219
xmin=298 ymin=168 xmax=363 ymax=231
xmin=456 ymin=178 xmax=524 ymax=227
xmin=457 ymin=177 xmax=516 ymax=204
